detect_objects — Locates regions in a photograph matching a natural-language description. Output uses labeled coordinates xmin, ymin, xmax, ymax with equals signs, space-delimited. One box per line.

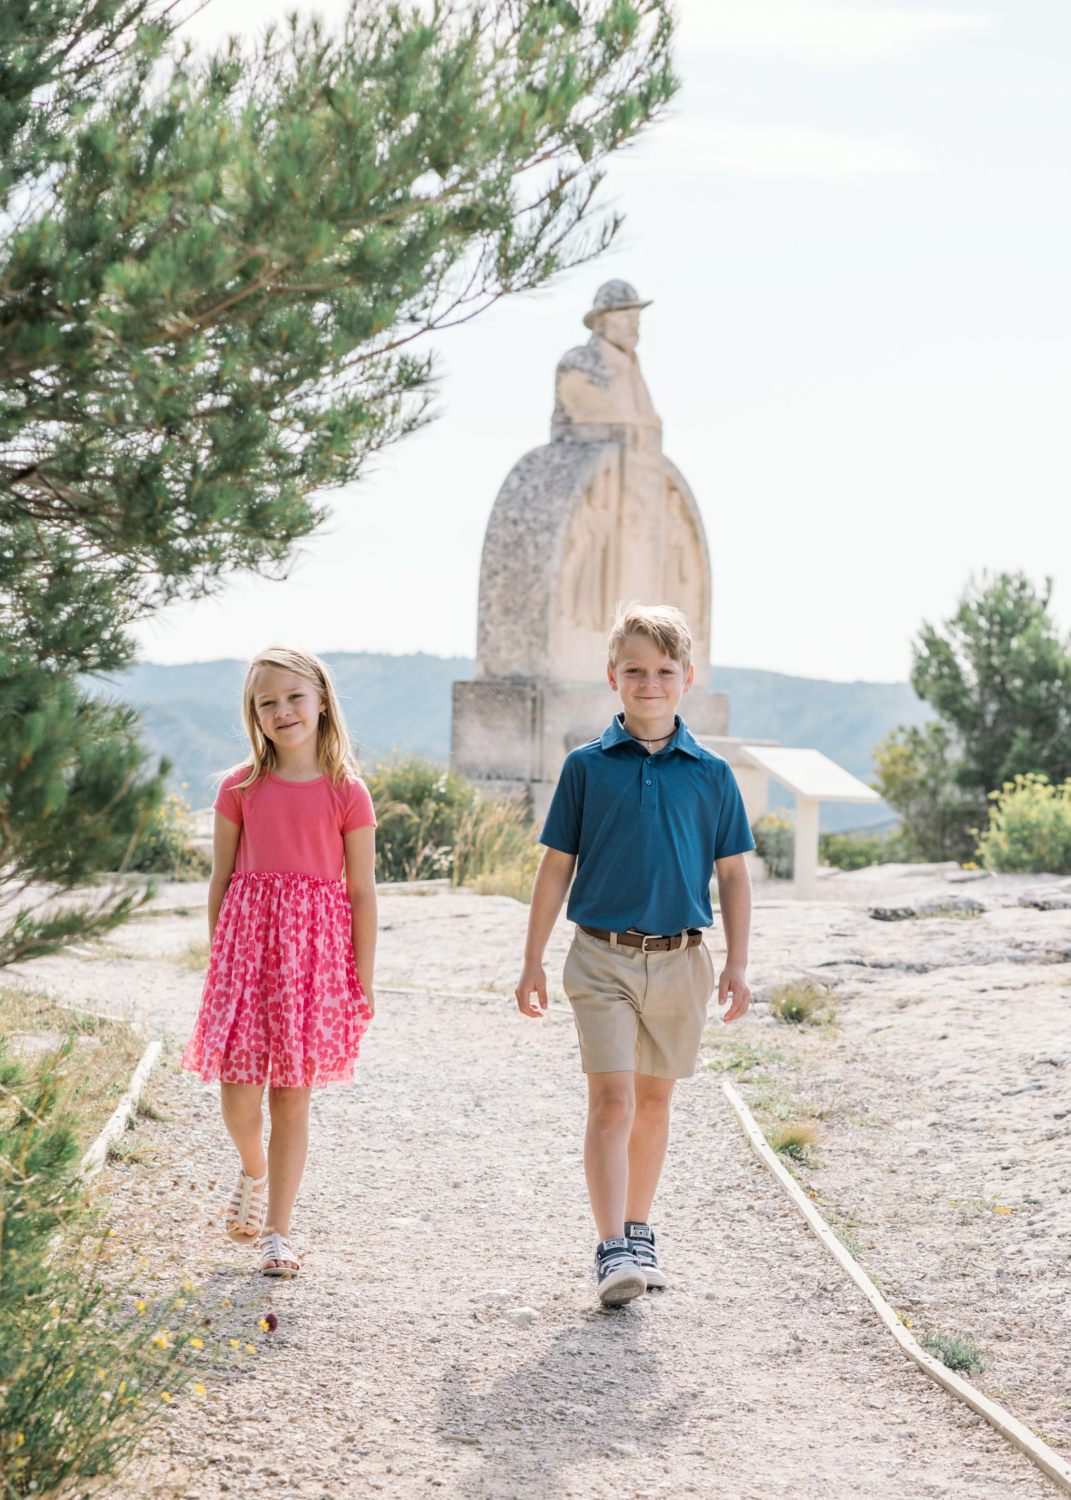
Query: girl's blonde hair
xmin=234 ymin=646 xmax=359 ymax=792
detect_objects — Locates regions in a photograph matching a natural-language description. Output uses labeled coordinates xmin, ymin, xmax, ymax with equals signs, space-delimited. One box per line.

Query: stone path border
xmin=722 ymin=1078 xmax=1071 ymax=1494
xmin=80 ymin=1039 xmax=161 ymax=1179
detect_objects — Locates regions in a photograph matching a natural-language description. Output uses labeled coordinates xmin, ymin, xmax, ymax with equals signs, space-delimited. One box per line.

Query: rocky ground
xmin=9 ymin=865 xmax=1071 ymax=1498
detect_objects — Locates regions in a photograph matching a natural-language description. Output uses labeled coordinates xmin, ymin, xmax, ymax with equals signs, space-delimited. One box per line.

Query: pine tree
xmin=0 ymin=0 xmax=676 ymax=964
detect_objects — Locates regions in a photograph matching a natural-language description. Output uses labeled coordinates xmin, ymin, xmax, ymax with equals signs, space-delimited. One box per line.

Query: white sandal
xmin=224 ymin=1169 xmax=268 ymax=1244
xmin=260 ymin=1230 xmax=300 ymax=1278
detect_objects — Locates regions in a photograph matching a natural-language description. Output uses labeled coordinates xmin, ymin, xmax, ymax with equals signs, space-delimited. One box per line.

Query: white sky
xmin=135 ymin=0 xmax=1071 ymax=681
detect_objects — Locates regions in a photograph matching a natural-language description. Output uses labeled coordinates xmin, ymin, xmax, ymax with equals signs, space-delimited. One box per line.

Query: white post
xmin=794 ymin=796 xmax=820 ymax=900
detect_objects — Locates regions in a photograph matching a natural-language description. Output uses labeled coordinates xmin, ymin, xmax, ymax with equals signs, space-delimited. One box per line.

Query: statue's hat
xmin=583 ymin=279 xmax=652 ymax=329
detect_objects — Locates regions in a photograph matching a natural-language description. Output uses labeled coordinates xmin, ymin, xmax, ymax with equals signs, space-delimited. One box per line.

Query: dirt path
xmin=12 ymin=876 xmax=1059 ymax=1498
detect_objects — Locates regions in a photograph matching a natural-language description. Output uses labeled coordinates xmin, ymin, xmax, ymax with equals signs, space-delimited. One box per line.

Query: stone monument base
xmin=452 ymin=678 xmax=731 ymax=820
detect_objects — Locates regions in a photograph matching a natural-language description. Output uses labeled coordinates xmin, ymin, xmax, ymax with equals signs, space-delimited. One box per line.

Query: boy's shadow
xmin=436 ymin=1298 xmax=700 ymax=1495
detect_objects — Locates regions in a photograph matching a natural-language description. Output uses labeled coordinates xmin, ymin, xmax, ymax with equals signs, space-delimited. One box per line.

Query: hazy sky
xmin=135 ymin=0 xmax=1071 ymax=682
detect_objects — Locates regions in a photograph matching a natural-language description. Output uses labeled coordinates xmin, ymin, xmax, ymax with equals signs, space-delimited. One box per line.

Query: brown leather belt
xmin=579 ymin=925 xmax=702 ymax=953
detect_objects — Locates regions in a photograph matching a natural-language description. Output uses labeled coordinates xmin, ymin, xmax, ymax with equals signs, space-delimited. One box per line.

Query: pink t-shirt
xmin=214 ymin=769 xmax=376 ymax=880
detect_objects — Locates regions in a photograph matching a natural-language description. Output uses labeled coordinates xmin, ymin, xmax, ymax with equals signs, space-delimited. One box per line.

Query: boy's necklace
xmin=635 ymin=730 xmax=674 ymax=753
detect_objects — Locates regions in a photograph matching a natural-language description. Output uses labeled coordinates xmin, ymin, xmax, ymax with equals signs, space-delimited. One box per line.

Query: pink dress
xmin=181 ymin=770 xmax=376 ymax=1088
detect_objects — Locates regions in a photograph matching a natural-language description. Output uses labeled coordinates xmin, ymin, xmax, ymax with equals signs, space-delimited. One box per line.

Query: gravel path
xmin=21 ymin=875 xmax=1058 ymax=1498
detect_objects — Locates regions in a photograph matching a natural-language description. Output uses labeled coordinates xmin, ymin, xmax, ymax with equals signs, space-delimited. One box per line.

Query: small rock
xmin=869 ymin=905 xmax=917 ymax=923
xmin=470 ymin=1289 xmax=511 ymax=1305
xmin=508 ymin=1307 xmax=540 ymax=1327
xmin=609 ymin=1441 xmax=638 ymax=1457
xmin=563 ymin=1341 xmax=581 ymax=1355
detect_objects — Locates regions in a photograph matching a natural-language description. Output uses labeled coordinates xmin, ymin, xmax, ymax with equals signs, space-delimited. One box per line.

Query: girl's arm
xmin=344 ymin=825 xmax=378 ymax=1018
xmin=208 ymin=814 xmax=242 ymax=940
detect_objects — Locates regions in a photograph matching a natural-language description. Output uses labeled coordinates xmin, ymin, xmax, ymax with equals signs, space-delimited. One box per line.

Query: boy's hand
xmin=718 ymin=963 xmax=751 ymax=1023
xmin=516 ymin=960 xmax=548 ymax=1018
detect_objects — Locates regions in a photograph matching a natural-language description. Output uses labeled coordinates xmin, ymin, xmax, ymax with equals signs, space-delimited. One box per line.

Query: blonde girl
xmin=182 ymin=647 xmax=376 ymax=1276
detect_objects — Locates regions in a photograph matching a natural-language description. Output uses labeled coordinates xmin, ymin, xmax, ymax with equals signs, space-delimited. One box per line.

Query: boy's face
xmin=607 ymin=634 xmax=693 ymax=725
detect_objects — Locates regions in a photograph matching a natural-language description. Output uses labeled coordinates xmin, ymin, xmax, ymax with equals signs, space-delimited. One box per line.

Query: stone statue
xmin=552 ymin=280 xmax=661 ymax=445
xmin=451 ymin=281 xmax=729 ymax=816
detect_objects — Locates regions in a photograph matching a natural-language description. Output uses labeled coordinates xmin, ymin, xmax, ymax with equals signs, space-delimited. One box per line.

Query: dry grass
xmin=770 ymin=980 xmax=834 ymax=1026
xmin=766 ymin=1121 xmax=821 ymax=1161
xmin=0 ymin=985 xmax=142 ymax=1146
xmin=173 ymin=938 xmax=211 ymax=971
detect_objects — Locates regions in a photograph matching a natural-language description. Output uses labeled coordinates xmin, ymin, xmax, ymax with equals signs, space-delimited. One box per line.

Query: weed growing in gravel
xmin=919 ymin=1329 xmax=987 ymax=1374
xmin=701 ymin=1040 xmax=785 ymax=1074
xmin=767 ymin=1122 xmax=820 ymax=1162
xmin=949 ymin=1194 xmax=1012 ymax=1216
xmin=770 ymin=981 xmax=834 ymax=1026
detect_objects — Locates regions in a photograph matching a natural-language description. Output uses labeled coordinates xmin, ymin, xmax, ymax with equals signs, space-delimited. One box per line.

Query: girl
xmin=182 ymin=646 xmax=376 ymax=1277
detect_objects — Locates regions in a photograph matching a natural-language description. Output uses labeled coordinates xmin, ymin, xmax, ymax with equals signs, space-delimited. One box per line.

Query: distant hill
xmin=102 ymin=653 xmax=933 ymax=829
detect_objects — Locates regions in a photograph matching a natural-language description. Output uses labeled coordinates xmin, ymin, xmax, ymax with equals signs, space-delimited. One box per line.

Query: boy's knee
xmin=636 ymin=1087 xmax=674 ymax=1117
xmin=589 ymin=1090 xmax=633 ymax=1131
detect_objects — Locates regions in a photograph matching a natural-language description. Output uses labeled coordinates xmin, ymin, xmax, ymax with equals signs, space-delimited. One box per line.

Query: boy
xmin=515 ymin=603 xmax=754 ymax=1305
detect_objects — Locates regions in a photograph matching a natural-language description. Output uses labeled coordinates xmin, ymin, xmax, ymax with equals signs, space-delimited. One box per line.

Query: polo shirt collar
xmin=600 ymin=713 xmax=703 ymax=758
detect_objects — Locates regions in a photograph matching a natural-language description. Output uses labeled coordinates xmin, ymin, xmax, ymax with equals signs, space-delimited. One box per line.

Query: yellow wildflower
xmin=193 ymin=1383 xmax=207 ymax=1397
xmin=160 ymin=1391 xmax=171 ymax=1403
xmin=190 ymin=1338 xmax=204 ymax=1349
xmin=245 ymin=1344 xmax=256 ymax=1354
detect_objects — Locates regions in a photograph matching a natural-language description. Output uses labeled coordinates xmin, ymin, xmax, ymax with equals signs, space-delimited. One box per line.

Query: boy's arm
xmin=715 ymin=852 xmax=752 ymax=1023
xmin=516 ymin=847 xmax=577 ymax=1018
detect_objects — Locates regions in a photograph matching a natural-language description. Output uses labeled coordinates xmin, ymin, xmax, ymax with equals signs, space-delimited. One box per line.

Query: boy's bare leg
xmin=625 ymin=1074 xmax=675 ymax=1224
xmin=584 ymin=1071 xmax=636 ymax=1241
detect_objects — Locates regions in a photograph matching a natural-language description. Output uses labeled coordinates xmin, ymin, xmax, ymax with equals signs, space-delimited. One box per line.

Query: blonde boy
xmin=515 ymin=604 xmax=753 ymax=1305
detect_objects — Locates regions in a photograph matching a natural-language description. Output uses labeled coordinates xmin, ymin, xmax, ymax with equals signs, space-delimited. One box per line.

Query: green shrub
xmin=820 ymin=828 xmax=903 ymax=871
xmin=976 ymin=773 xmax=1071 ymax=873
xmin=752 ymin=814 xmax=794 ymax=879
xmin=365 ymin=757 xmax=540 ymax=897
xmin=918 ymin=1329 xmax=986 ymax=1374
xmin=129 ymin=793 xmax=211 ymax=879
xmin=0 ymin=1038 xmax=198 ymax=1495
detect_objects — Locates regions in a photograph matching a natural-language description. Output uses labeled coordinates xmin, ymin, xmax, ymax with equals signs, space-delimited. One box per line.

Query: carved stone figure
xmin=452 ymin=281 xmax=731 ymax=816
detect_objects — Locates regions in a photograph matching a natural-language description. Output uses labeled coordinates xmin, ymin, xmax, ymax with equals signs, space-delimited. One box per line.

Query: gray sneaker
xmin=595 ymin=1237 xmax=646 ymax=1305
xmin=625 ymin=1222 xmax=666 ymax=1289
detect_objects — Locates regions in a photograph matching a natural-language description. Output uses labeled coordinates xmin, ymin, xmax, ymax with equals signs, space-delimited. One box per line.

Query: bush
xmin=0 ymin=1037 xmax=198 ymax=1494
xmin=129 ymin=793 xmax=211 ymax=879
xmin=871 ymin=722 xmax=980 ymax=864
xmin=752 ymin=814 xmax=794 ymax=879
xmin=976 ymin=773 xmax=1071 ymax=873
xmin=819 ymin=828 xmax=903 ymax=871
xmin=364 ymin=757 xmax=540 ymax=898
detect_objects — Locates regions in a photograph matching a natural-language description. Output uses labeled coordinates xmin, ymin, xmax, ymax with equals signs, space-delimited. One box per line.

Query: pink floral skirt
xmin=181 ymin=872 xmax=371 ymax=1088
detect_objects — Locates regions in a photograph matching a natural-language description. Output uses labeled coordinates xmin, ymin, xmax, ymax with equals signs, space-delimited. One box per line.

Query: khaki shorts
xmin=562 ymin=927 xmax=717 ymax=1080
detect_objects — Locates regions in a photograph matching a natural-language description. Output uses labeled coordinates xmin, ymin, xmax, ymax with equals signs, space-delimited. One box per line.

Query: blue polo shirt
xmin=540 ymin=713 xmax=754 ymax=934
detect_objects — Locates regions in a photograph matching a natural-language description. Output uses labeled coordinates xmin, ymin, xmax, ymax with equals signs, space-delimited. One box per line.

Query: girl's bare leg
xmin=263 ymin=1085 xmax=312 ymax=1269
xmin=220 ymin=1083 xmax=268 ymax=1177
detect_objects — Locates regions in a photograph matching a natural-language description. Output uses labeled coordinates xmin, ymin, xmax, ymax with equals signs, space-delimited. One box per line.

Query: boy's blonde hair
xmin=607 ymin=602 xmax=693 ymax=672
xmin=234 ymin=646 xmax=359 ymax=792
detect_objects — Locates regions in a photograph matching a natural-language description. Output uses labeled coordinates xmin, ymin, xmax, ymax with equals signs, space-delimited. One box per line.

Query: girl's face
xmin=252 ymin=668 xmax=325 ymax=755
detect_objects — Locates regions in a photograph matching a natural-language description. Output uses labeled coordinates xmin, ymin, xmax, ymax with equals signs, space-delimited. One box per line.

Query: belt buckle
xmin=640 ymin=934 xmax=657 ymax=952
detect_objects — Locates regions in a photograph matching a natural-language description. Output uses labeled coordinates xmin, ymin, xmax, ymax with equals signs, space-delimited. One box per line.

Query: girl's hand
xmin=363 ymin=986 xmax=375 ymax=1019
